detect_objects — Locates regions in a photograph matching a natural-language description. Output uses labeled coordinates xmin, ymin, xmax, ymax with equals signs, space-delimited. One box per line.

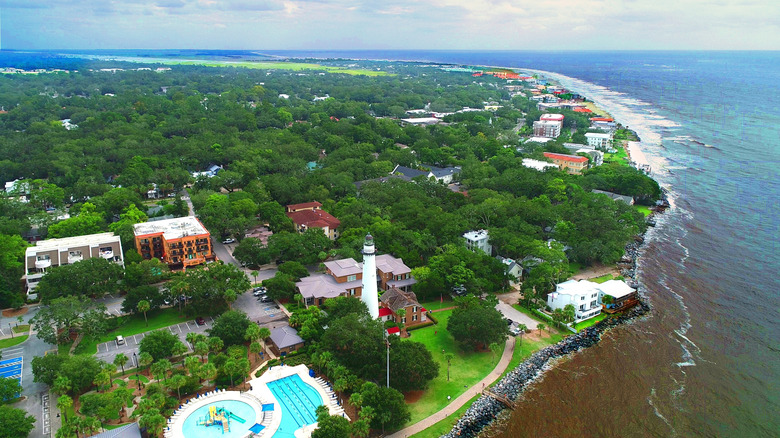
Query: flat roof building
xmin=24 ymin=232 xmax=124 ymax=296
xmin=133 ymin=216 xmax=214 ymax=270
xmin=543 ymin=152 xmax=589 ymax=175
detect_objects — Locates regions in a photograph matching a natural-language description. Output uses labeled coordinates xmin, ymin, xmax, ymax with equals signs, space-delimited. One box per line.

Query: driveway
xmin=233 ymin=290 xmax=288 ymax=326
xmin=495 ymin=301 xmax=539 ymax=330
xmin=94 ymin=317 xmax=215 ymax=365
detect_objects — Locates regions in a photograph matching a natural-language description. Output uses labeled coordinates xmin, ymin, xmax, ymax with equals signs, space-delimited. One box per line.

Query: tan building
xmin=286 ymin=201 xmax=340 ymax=240
xmin=133 ymin=216 xmax=215 ymax=270
xmin=268 ymin=324 xmax=305 ymax=356
xmin=543 ymin=152 xmax=589 ymax=175
xmin=24 ymin=232 xmax=124 ymax=296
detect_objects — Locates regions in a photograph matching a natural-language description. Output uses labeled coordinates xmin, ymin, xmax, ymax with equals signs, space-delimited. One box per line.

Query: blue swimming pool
xmin=267 ymin=374 xmax=323 ymax=438
xmin=181 ymin=400 xmax=257 ymax=438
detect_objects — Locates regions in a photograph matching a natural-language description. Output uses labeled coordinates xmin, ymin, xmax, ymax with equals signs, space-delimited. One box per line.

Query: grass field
xmin=0 ymin=335 xmax=28 ymax=349
xmin=12 ymin=324 xmax=29 ymax=334
xmin=589 ymin=274 xmax=615 ymax=284
xmin=410 ymin=394 xmax=481 ymax=438
xmin=404 ymin=310 xmax=503 ymax=425
xmin=636 ymin=205 xmax=652 ymax=217
xmin=128 ymin=374 xmax=150 ymax=384
xmin=574 ymin=313 xmax=609 ymax=331
xmin=149 ymin=59 xmax=391 ymax=76
xmin=72 ymin=308 xmax=189 ymax=355
xmin=604 ymin=145 xmax=630 ymax=166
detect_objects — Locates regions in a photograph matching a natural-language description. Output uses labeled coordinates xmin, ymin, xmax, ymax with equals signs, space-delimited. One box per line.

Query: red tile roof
xmin=544 ymin=152 xmax=589 ymax=163
xmin=590 ymin=117 xmax=614 ymax=122
xmin=286 ymin=209 xmax=340 ymax=230
xmin=573 ymin=107 xmax=593 ymax=113
xmin=386 ymin=326 xmax=401 ymax=334
xmin=378 ymin=308 xmax=393 ymax=317
xmin=286 ymin=201 xmax=322 ymax=211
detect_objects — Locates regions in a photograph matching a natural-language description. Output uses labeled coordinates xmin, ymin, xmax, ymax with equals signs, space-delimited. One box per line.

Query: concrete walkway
xmin=387 ymin=336 xmax=517 ymax=438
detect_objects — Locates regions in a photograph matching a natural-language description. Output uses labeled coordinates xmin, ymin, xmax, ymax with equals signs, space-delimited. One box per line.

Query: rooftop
xmin=296 ymin=274 xmax=362 ymax=300
xmin=598 ymin=280 xmax=636 ymax=299
xmin=543 ymin=152 xmax=589 ymax=163
xmin=324 ymin=258 xmax=362 ymax=278
xmin=133 ymin=216 xmax=209 ymax=240
xmin=269 ymin=325 xmax=305 ymax=349
xmin=540 ymin=114 xmax=565 ymax=121
xmin=380 ymin=287 xmax=422 ymax=313
xmin=522 ymin=158 xmax=558 ymax=171
xmin=286 ymin=208 xmax=340 ymax=230
xmin=286 ymin=201 xmax=322 ymax=211
xmin=27 ymin=232 xmax=120 ymax=254
xmin=376 ymin=254 xmax=411 ymax=276
xmin=585 ymin=132 xmax=612 ymax=139
xmin=463 ymin=229 xmax=489 ymax=241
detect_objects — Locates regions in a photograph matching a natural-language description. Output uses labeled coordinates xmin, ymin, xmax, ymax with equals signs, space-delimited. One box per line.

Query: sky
xmin=1 ymin=0 xmax=778 ymax=50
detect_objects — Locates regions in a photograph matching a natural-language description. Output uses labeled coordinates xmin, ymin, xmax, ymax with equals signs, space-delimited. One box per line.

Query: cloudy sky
xmin=1 ymin=0 xmax=778 ymax=50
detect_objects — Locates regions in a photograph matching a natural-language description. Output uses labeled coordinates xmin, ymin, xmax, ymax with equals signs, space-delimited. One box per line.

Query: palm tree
xmin=489 ymin=342 xmax=501 ymax=361
xmin=245 ymin=324 xmax=261 ymax=344
xmin=294 ymin=293 xmax=303 ymax=309
xmin=184 ymin=356 xmax=201 ymax=377
xmin=258 ymin=327 xmax=271 ymax=354
xmin=57 ymin=394 xmax=73 ymax=422
xmin=186 ymin=332 xmax=199 ymax=348
xmin=249 ymin=342 xmax=263 ymax=362
xmin=194 ymin=341 xmax=210 ymax=362
xmin=224 ymin=288 xmax=237 ymax=309
xmin=137 ymin=300 xmax=151 ymax=327
xmin=150 ymin=359 xmax=172 ymax=383
xmin=396 ymin=308 xmax=406 ymax=336
xmin=251 ymin=270 xmax=259 ymax=285
xmin=517 ymin=324 xmax=528 ymax=344
xmin=537 ymin=323 xmax=546 ymax=336
xmin=114 ymin=353 xmax=129 ymax=375
xmin=139 ymin=413 xmax=166 ymax=437
xmin=444 ymin=353 xmax=454 ymax=381
xmin=208 ymin=336 xmax=224 ymax=353
xmin=172 ymin=341 xmax=188 ymax=359
xmin=52 ymin=376 xmax=72 ymax=396
xmin=199 ymin=362 xmax=217 ymax=384
xmin=93 ymin=371 xmax=111 ymax=393
xmin=168 ymin=374 xmax=187 ymax=400
xmin=139 ymin=352 xmax=154 ymax=376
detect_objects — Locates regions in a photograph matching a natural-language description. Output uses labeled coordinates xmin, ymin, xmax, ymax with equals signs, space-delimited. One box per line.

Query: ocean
xmin=6 ymin=49 xmax=780 ymax=436
xmin=264 ymin=50 xmax=780 ymax=437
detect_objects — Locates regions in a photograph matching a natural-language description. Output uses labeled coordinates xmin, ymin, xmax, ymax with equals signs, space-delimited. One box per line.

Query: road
xmin=495 ymin=301 xmax=539 ymax=330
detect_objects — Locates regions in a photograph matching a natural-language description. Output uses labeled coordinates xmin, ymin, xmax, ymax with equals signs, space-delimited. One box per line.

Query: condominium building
xmin=24 ymin=232 xmax=124 ymax=295
xmin=133 ymin=216 xmax=215 ymax=270
xmin=463 ymin=229 xmax=492 ymax=256
xmin=585 ymin=132 xmax=612 ymax=149
xmin=532 ymin=120 xmax=563 ymax=138
xmin=543 ymin=152 xmax=589 ymax=175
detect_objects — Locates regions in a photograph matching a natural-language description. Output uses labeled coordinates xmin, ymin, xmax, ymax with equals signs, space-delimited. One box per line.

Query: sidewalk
xmin=387 ymin=336 xmax=517 ymax=438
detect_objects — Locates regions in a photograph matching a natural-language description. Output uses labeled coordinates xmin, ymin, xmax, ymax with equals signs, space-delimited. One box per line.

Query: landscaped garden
xmin=0 ymin=335 xmax=28 ymax=349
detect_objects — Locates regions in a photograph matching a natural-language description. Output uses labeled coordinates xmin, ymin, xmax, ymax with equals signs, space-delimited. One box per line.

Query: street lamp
xmin=134 ymin=353 xmax=140 ymax=391
xmin=385 ymin=331 xmax=390 ymax=388
xmin=8 ymin=323 xmax=12 ymax=338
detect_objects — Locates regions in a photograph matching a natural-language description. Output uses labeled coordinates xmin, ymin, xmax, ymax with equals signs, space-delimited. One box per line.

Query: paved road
xmin=495 ymin=301 xmax=539 ymax=330
xmin=387 ymin=336 xmax=517 ymax=438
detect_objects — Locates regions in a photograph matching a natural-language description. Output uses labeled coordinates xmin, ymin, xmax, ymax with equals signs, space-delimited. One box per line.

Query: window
xmin=412 ymin=315 xmax=417 ymax=322
xmin=36 ymin=255 xmax=50 ymax=261
xmin=579 ymin=305 xmax=585 ymax=311
xmin=347 ymin=275 xmax=356 ymax=282
xmin=412 ymin=306 xmax=417 ymax=313
xmin=580 ymin=296 xmax=585 ymax=301
xmin=401 ymin=317 xmax=406 ymax=324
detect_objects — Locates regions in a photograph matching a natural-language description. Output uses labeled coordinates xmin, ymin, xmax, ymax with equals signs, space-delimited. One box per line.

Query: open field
xmin=405 ymin=309 xmax=503 ymax=425
xmin=145 ymin=59 xmax=391 ymax=76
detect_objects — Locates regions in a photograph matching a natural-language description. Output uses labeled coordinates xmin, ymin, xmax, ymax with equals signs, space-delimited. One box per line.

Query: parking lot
xmin=94 ymin=316 xmax=214 ymax=365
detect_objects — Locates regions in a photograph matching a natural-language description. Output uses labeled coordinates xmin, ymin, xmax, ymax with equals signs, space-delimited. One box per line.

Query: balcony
xmin=68 ymin=254 xmax=83 ymax=264
xmin=100 ymin=250 xmax=114 ymax=259
xmin=35 ymin=259 xmax=51 ymax=269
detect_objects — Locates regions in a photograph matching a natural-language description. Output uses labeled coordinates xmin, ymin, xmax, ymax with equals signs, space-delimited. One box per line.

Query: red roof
xmin=472 ymin=72 xmax=483 ymax=77
xmin=386 ymin=326 xmax=400 ymax=334
xmin=573 ymin=107 xmax=593 ymax=113
xmin=378 ymin=308 xmax=393 ymax=317
xmin=590 ymin=117 xmax=614 ymax=122
xmin=544 ymin=152 xmax=589 ymax=163
xmin=286 ymin=209 xmax=340 ymax=230
xmin=286 ymin=201 xmax=322 ymax=211
xmin=421 ymin=308 xmax=427 ymax=313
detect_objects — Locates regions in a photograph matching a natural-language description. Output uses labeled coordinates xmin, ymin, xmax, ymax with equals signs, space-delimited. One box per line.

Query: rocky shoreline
xmin=441 ymin=195 xmax=666 ymax=438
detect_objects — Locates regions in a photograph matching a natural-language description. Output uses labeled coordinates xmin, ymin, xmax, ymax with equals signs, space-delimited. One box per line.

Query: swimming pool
xmin=181 ymin=399 xmax=257 ymax=438
xmin=266 ymin=374 xmax=323 ymax=438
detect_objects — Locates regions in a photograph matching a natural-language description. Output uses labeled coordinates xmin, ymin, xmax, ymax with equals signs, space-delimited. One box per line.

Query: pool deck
xmin=165 ymin=364 xmax=347 ymax=438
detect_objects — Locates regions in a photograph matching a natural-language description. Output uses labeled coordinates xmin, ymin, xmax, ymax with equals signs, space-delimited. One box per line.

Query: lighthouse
xmin=361 ymin=234 xmax=379 ymax=319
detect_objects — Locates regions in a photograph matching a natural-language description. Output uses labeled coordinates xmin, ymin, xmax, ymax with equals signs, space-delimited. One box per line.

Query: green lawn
xmin=636 ymin=205 xmax=652 ymax=217
xmin=0 ymin=335 xmax=28 ymax=349
xmin=589 ymin=274 xmax=614 ymax=284
xmin=73 ymin=308 xmax=190 ymax=355
xmin=568 ymin=262 xmax=583 ymax=276
xmin=501 ymin=331 xmax=565 ymax=379
xmin=419 ymin=298 xmax=455 ymax=313
xmin=404 ymin=310 xmax=504 ymax=425
xmin=12 ymin=324 xmax=29 ymax=334
xmin=574 ymin=313 xmax=610 ymax=331
xmin=410 ymin=394 xmax=481 ymax=438
xmin=127 ymin=374 xmax=150 ymax=384
xmin=604 ymin=146 xmax=630 ymax=166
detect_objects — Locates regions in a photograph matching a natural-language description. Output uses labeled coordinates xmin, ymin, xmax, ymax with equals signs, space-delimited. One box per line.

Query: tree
xmin=233 ymin=238 xmax=271 ymax=268
xmin=93 ymin=370 xmax=111 ymax=392
xmin=0 ymin=377 xmax=22 ymax=401
xmin=150 ymin=359 xmax=172 ymax=383
xmin=208 ymin=310 xmax=251 ymax=346
xmin=52 ymin=376 xmax=72 ymax=396
xmin=208 ymin=336 xmax=224 ymax=353
xmin=59 ymin=355 xmax=104 ymax=394
xmin=250 ymin=270 xmax=259 ymax=285
xmin=358 ymin=382 xmax=410 ymax=433
xmin=194 ymin=341 xmax=210 ymax=361
xmin=249 ymin=342 xmax=263 ymax=362
xmin=277 ymin=261 xmax=309 ymax=280
xmin=444 ymin=353 xmax=454 ymax=381
xmin=537 ymin=323 xmax=546 ymax=336
xmin=34 ymin=257 xmax=123 ymax=303
xmin=447 ymin=297 xmax=508 ymax=351
xmin=321 ymin=314 xmax=384 ymax=381
xmin=31 ymin=354 xmax=66 ymax=386
xmin=121 ymin=285 xmax=164 ymax=315
xmin=168 ymin=374 xmax=187 ymax=400
xmin=139 ymin=352 xmax=154 ymax=374
xmin=57 ymin=395 xmax=73 ymax=422
xmin=137 ymin=300 xmax=151 ymax=327
xmin=47 ymin=203 xmax=106 ymax=238
xmin=108 ymin=204 xmax=148 ymax=251
xmin=223 ymin=289 xmax=237 ymax=310
xmin=563 ymin=304 xmax=576 ymax=326
xmin=199 ymin=362 xmax=217 ymax=384
xmin=311 ymin=405 xmax=351 ymax=438
xmin=516 ymin=324 xmax=528 ymax=344
xmin=0 ymin=405 xmax=36 ymax=438
xmin=0 ymin=234 xmax=27 ymax=309
xmin=139 ymin=329 xmax=184 ymax=361
xmin=388 ymin=339 xmax=439 ymax=392
xmin=262 ymin=272 xmax=297 ymax=302
xmin=178 ymin=262 xmax=250 ymax=316
xmin=139 ymin=412 xmax=166 ymax=437
xmin=123 ymin=258 xmax=169 ymax=289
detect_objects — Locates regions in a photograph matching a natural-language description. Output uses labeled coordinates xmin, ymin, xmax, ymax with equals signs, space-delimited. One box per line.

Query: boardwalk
xmin=387 ymin=336 xmax=517 ymax=438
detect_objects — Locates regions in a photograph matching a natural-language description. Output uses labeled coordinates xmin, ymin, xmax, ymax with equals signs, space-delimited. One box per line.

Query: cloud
xmin=219 ymin=0 xmax=286 ymax=11
xmin=155 ymin=0 xmax=187 ymax=7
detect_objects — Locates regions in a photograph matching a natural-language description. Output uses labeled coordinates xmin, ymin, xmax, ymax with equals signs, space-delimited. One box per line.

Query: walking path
xmin=387 ymin=336 xmax=517 ymax=438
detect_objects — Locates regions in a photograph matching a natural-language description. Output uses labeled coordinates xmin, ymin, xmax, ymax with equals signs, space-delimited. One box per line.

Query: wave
xmin=647 ymin=388 xmax=676 ymax=435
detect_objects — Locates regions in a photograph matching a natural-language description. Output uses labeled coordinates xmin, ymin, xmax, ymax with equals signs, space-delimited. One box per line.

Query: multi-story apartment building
xmin=286 ymin=201 xmax=341 ymax=240
xmin=585 ymin=132 xmax=612 ymax=149
xmin=24 ymin=232 xmax=124 ymax=296
xmin=543 ymin=152 xmax=589 ymax=175
xmin=133 ymin=216 xmax=215 ymax=270
xmin=532 ymin=120 xmax=563 ymax=138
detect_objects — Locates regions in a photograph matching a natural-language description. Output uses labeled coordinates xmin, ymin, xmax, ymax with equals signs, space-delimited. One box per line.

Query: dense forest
xmin=0 ymin=56 xmax=660 ymax=309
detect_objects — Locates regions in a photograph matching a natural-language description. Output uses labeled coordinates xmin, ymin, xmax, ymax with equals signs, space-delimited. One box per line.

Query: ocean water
xmin=265 ymin=50 xmax=780 ymax=437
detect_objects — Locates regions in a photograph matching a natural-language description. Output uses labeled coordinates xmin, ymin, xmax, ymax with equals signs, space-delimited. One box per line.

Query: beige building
xmin=24 ymin=232 xmax=124 ymax=296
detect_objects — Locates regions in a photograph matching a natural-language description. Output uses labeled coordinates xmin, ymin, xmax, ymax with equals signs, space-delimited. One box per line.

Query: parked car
xmin=509 ymin=325 xmax=522 ymax=336
xmin=253 ymin=286 xmax=267 ymax=297
xmin=259 ymin=295 xmax=272 ymax=303
xmin=195 ymin=317 xmax=206 ymax=326
xmin=115 ymin=335 xmax=125 ymax=346
xmin=222 ymin=238 xmax=236 ymax=244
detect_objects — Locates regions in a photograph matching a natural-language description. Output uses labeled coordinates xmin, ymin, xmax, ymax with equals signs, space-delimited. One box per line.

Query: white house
xmin=585 ymin=132 xmax=612 ymax=149
xmin=547 ymin=279 xmax=602 ymax=322
xmin=463 ymin=230 xmax=492 ymax=256
xmin=532 ymin=120 xmax=562 ymax=138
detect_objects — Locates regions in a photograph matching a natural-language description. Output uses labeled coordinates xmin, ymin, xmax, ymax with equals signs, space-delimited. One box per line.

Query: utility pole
xmin=385 ymin=332 xmax=390 ymax=388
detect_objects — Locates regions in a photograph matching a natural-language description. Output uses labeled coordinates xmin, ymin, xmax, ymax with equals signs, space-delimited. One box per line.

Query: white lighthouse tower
xmin=361 ymin=233 xmax=380 ymax=319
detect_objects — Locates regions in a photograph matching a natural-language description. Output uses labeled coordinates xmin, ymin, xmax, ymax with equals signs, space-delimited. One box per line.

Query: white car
xmin=222 ymin=238 xmax=236 ymax=244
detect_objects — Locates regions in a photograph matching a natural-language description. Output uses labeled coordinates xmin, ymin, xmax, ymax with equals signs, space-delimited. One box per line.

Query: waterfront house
xmin=592 ymin=190 xmax=634 ymax=205
xmin=547 ymin=280 xmax=602 ymax=322
xmin=597 ymin=280 xmax=639 ymax=313
xmin=585 ymin=132 xmax=612 ymax=149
